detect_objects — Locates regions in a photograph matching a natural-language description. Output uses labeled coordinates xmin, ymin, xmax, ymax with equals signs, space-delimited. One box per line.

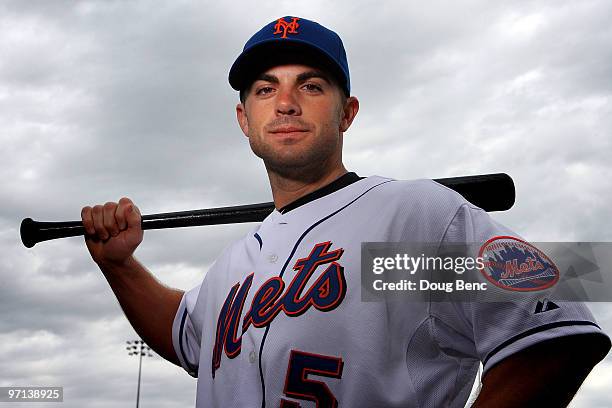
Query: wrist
xmin=98 ymin=255 xmax=140 ymax=276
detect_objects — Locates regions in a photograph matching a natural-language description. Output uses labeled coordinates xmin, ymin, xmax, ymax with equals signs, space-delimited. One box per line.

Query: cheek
xmin=244 ymin=111 xmax=264 ymax=137
xmin=313 ymin=102 xmax=341 ymax=126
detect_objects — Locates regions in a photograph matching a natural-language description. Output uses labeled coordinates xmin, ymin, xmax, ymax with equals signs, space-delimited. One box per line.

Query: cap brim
xmin=229 ymin=39 xmax=348 ymax=95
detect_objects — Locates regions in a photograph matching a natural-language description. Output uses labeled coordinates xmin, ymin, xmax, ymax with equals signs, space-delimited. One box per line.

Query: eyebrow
xmin=253 ymin=70 xmax=332 ymax=85
xmin=297 ymin=70 xmax=332 ymax=84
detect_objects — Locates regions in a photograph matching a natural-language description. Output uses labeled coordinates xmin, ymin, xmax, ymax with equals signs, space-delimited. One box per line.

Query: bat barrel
xmin=436 ymin=172 xmax=515 ymax=212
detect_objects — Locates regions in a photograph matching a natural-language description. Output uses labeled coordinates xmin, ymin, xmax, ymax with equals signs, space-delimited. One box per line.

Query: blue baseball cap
xmin=228 ymin=16 xmax=350 ymax=96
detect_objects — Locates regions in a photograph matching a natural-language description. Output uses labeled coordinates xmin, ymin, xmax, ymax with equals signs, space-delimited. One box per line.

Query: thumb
xmin=125 ymin=204 xmax=142 ymax=230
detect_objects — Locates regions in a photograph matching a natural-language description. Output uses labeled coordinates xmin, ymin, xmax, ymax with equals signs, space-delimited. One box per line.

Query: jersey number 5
xmin=280 ymin=350 xmax=344 ymax=408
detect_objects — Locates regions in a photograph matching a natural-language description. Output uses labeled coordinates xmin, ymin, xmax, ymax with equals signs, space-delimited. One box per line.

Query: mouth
xmin=269 ymin=127 xmax=308 ymax=140
xmin=268 ymin=127 xmax=310 ymax=137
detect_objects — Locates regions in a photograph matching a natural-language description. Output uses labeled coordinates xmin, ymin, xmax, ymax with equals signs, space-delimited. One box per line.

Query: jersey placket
xmin=247 ymin=211 xmax=297 ymax=404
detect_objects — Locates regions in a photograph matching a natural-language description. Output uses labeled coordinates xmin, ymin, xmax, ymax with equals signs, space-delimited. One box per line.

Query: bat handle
xmin=20 ymin=218 xmax=84 ymax=248
xmin=20 ymin=202 xmax=276 ymax=248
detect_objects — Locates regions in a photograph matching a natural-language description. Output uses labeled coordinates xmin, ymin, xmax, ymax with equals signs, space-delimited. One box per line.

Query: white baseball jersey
xmin=172 ymin=174 xmax=608 ymax=407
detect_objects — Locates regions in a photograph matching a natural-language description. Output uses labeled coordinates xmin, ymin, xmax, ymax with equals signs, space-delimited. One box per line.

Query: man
xmin=82 ymin=16 xmax=610 ymax=407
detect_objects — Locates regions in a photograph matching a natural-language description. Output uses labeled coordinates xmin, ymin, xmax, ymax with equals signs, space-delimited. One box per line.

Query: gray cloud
xmin=1 ymin=1 xmax=611 ymax=407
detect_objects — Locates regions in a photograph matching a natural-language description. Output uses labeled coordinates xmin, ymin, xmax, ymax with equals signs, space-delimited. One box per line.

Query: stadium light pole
xmin=126 ymin=340 xmax=153 ymax=408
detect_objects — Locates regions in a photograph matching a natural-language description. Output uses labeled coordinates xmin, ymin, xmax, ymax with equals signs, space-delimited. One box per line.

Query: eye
xmin=255 ymin=86 xmax=275 ymax=95
xmin=302 ymin=83 xmax=323 ymax=92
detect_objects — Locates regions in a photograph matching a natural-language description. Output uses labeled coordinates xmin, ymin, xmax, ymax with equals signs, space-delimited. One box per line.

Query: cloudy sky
xmin=1 ymin=0 xmax=611 ymax=407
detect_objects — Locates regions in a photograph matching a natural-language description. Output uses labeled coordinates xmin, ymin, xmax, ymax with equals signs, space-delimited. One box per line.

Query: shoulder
xmin=363 ymin=175 xmax=475 ymax=216
xmin=351 ymin=176 xmax=481 ymax=242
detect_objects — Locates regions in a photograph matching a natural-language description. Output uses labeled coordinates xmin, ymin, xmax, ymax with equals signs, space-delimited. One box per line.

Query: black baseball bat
xmin=20 ymin=173 xmax=515 ymax=248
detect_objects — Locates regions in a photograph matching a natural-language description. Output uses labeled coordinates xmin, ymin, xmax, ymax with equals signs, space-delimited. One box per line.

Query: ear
xmin=339 ymin=96 xmax=359 ymax=132
xmin=236 ymin=103 xmax=249 ymax=137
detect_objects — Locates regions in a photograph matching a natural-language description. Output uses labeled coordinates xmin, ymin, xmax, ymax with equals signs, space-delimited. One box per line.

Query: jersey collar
xmin=278 ymin=172 xmax=363 ymax=214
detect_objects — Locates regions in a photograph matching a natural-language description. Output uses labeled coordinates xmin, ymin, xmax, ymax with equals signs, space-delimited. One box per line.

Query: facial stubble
xmin=247 ymin=107 xmax=345 ymax=183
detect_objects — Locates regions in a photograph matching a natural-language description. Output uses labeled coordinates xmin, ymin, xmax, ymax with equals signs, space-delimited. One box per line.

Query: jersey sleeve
xmin=172 ymin=283 xmax=202 ymax=377
xmin=430 ymin=203 xmax=611 ymax=375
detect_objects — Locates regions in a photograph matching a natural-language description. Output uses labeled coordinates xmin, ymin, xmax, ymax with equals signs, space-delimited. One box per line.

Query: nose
xmin=275 ymin=86 xmax=301 ymax=116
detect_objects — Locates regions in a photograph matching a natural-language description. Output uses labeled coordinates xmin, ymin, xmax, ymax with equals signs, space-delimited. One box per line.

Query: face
xmin=236 ymin=64 xmax=359 ymax=180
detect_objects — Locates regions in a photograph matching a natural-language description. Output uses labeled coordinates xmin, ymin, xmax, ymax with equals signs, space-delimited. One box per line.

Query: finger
xmin=103 ymin=202 xmax=120 ymax=237
xmin=116 ymin=197 xmax=133 ymax=231
xmin=125 ymin=203 xmax=142 ymax=231
xmin=81 ymin=206 xmax=96 ymax=236
xmin=92 ymin=204 xmax=108 ymax=240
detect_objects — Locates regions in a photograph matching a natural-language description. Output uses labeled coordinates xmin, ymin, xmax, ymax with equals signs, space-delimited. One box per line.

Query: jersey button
xmin=268 ymin=254 xmax=278 ymax=263
xmin=249 ymin=350 xmax=256 ymax=364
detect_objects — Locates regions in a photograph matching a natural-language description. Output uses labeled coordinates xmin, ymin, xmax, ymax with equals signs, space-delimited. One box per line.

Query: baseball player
xmin=81 ymin=16 xmax=610 ymax=407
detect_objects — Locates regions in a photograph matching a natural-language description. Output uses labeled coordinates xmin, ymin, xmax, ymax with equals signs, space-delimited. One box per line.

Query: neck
xmin=266 ymin=162 xmax=348 ymax=210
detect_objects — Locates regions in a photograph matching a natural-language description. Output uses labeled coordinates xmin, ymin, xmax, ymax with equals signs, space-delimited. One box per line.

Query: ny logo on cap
xmin=273 ymin=17 xmax=299 ymax=39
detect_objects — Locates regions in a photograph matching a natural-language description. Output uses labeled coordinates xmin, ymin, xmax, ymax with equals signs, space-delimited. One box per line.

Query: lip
xmin=269 ymin=127 xmax=309 ymax=134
